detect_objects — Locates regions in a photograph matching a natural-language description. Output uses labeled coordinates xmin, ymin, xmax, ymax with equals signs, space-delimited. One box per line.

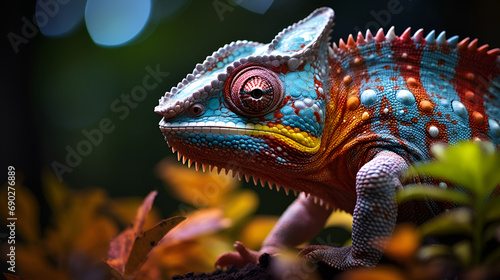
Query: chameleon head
xmin=155 ymin=8 xmax=334 ymax=192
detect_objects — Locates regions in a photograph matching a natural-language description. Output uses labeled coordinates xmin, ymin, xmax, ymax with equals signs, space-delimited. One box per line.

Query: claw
xmin=215 ymin=241 xmax=260 ymax=269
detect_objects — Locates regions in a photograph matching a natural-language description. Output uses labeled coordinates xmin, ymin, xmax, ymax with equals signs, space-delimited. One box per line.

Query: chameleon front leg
xmin=300 ymin=150 xmax=408 ymax=269
xmin=215 ymin=192 xmax=333 ymax=268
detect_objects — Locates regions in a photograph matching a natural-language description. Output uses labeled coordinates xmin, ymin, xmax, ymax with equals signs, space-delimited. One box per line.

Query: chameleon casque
xmin=155 ymin=7 xmax=500 ymax=270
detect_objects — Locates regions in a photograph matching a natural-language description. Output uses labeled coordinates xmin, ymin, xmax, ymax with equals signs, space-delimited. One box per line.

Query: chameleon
xmin=154 ymin=7 xmax=500 ymax=270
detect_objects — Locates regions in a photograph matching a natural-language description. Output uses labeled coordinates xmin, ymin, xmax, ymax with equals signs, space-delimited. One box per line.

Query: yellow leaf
xmin=157 ymin=159 xmax=239 ymax=207
xmin=325 ymin=209 xmax=353 ymax=231
xmin=239 ymin=215 xmax=279 ymax=250
xmin=110 ymin=197 xmax=161 ymax=230
xmin=223 ymin=189 xmax=259 ymax=223
xmin=139 ymin=236 xmax=233 ymax=279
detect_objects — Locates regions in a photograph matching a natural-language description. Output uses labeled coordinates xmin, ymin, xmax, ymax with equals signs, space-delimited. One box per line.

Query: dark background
xmin=2 ymin=0 xmax=500 ymax=222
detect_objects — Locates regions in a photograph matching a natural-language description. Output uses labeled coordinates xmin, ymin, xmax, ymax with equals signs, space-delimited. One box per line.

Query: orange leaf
xmin=3 ymin=273 xmax=24 ymax=280
xmin=339 ymin=266 xmax=406 ymax=280
xmin=385 ymin=223 xmax=421 ymax=261
xmin=104 ymin=191 xmax=158 ymax=275
xmin=160 ymin=208 xmax=231 ymax=245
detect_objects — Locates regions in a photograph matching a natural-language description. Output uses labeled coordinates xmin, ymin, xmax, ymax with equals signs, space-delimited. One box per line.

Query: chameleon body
xmin=155 ymin=8 xmax=500 ymax=269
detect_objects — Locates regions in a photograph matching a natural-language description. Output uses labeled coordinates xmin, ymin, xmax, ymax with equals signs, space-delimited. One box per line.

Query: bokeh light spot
xmin=36 ymin=0 xmax=87 ymax=37
xmin=238 ymin=0 xmax=274 ymax=14
xmin=85 ymin=0 xmax=151 ymax=47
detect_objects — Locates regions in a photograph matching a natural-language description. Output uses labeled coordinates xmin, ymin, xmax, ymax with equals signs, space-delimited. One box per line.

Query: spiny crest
xmin=331 ymin=27 xmax=500 ymax=65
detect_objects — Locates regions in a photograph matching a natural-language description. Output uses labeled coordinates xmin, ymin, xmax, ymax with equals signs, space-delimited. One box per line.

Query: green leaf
xmin=406 ymin=142 xmax=500 ymax=202
xmin=420 ymin=208 xmax=473 ymax=237
xmin=484 ymin=246 xmax=500 ymax=266
xmin=396 ymin=184 xmax=472 ymax=205
xmin=484 ymin=195 xmax=500 ymax=223
xmin=452 ymin=240 xmax=472 ymax=266
xmin=417 ymin=244 xmax=452 ymax=261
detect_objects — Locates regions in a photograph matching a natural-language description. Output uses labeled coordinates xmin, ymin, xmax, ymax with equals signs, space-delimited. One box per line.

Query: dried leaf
xmin=104 ymin=191 xmax=158 ymax=275
xmin=124 ymin=216 xmax=185 ymax=276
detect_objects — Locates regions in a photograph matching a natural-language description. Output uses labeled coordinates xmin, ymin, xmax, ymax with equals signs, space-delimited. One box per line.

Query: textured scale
xmin=155 ymin=8 xmax=500 ymax=270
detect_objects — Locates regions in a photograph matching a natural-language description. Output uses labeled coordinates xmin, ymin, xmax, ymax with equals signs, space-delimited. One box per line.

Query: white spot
xmin=428 ymin=125 xmax=439 ymax=138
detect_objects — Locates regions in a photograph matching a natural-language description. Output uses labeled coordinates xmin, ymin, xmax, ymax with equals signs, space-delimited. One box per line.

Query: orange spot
xmin=465 ymin=90 xmax=475 ymax=102
xmin=343 ymin=75 xmax=352 ymax=85
xmin=472 ymin=111 xmax=484 ymax=126
xmin=362 ymin=111 xmax=370 ymax=121
xmin=438 ymin=59 xmax=445 ymax=66
xmin=419 ymin=100 xmax=434 ymax=113
xmin=354 ymin=57 xmax=364 ymax=65
xmin=347 ymin=96 xmax=360 ymax=111
xmin=406 ymin=77 xmax=418 ymax=87
xmin=466 ymin=72 xmax=475 ymax=81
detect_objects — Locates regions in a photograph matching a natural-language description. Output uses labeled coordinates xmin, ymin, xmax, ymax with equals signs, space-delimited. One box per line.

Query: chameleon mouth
xmin=163 ymin=140 xmax=333 ymax=210
xmin=159 ymin=120 xmax=321 ymax=153
xmin=159 ymin=120 xmax=331 ymax=209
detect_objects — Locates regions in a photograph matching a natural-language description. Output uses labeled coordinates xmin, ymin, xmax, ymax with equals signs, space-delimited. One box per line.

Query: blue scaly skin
xmin=155 ymin=8 xmax=500 ymax=269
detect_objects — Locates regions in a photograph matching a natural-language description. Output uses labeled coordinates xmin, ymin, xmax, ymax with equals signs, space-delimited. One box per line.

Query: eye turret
xmin=224 ymin=64 xmax=284 ymax=117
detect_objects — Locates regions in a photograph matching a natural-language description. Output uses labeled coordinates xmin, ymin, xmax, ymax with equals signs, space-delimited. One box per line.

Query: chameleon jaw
xmin=160 ymin=120 xmax=333 ymax=210
xmin=159 ymin=120 xmax=322 ymax=153
xmin=165 ymin=138 xmax=333 ymax=210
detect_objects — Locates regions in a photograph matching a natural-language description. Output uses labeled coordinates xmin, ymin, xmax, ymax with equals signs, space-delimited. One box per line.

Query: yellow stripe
xmin=248 ymin=124 xmax=321 ymax=153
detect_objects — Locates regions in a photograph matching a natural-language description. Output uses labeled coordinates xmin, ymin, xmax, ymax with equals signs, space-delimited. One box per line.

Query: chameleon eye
xmin=187 ymin=103 xmax=205 ymax=116
xmin=224 ymin=65 xmax=284 ymax=117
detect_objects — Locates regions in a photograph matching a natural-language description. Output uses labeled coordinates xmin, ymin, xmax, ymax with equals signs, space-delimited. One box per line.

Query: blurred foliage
xmin=3 ymin=142 xmax=500 ymax=279
xmin=390 ymin=141 xmax=500 ymax=279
